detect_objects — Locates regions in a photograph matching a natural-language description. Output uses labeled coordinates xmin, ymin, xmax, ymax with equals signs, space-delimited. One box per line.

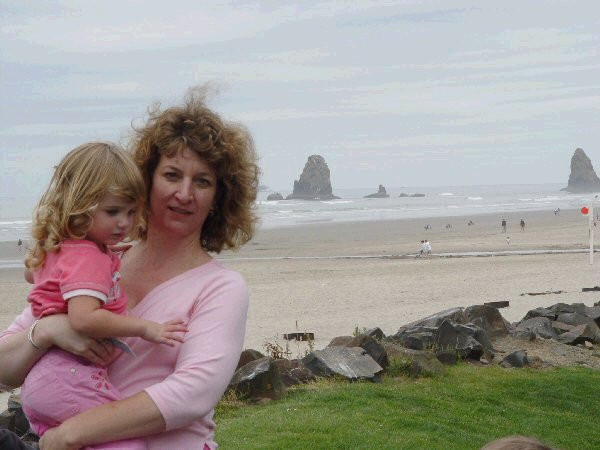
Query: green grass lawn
xmin=215 ymin=364 xmax=600 ymax=449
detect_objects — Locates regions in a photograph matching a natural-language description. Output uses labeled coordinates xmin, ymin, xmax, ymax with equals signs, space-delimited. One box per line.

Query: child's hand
xmin=141 ymin=319 xmax=188 ymax=346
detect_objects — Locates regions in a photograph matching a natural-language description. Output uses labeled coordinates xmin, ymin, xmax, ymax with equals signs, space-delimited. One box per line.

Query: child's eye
xmin=105 ymin=209 xmax=119 ymax=216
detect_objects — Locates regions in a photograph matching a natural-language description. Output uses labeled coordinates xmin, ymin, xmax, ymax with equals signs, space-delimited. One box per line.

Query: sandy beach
xmin=2 ymin=208 xmax=600 ymax=355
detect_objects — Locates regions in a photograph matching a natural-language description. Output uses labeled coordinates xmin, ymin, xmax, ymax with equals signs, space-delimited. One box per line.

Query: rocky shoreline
xmin=2 ymin=300 xmax=599 ymax=447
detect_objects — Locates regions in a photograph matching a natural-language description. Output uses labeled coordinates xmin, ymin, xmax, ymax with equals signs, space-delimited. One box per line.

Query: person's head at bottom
xmin=481 ymin=435 xmax=560 ymax=450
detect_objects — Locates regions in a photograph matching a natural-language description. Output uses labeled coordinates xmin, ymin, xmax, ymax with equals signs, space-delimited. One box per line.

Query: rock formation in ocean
xmin=563 ymin=148 xmax=600 ymax=192
xmin=364 ymin=185 xmax=389 ymax=198
xmin=286 ymin=155 xmax=339 ymax=200
xmin=266 ymin=192 xmax=284 ymax=201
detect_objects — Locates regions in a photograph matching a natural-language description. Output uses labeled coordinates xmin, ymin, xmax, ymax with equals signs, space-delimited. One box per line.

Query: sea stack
xmin=364 ymin=185 xmax=389 ymax=198
xmin=563 ymin=148 xmax=600 ymax=192
xmin=286 ymin=155 xmax=339 ymax=200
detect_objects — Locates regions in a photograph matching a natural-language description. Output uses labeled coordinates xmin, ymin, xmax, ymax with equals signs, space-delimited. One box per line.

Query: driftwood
xmin=520 ymin=290 xmax=564 ymax=296
xmin=582 ymin=286 xmax=600 ymax=292
xmin=283 ymin=332 xmax=315 ymax=341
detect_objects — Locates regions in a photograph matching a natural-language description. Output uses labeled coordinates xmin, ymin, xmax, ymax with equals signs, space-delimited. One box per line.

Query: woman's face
xmin=149 ymin=148 xmax=217 ymax=241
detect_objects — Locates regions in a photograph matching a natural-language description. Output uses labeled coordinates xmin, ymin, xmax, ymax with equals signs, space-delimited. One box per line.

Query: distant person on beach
xmin=506 ymin=236 xmax=510 ymax=245
xmin=418 ymin=240 xmax=425 ymax=257
xmin=17 ymin=238 xmax=23 ymax=252
xmin=554 ymin=208 xmax=560 ymax=216
xmin=18 ymin=142 xmax=187 ymax=448
xmin=468 ymin=220 xmax=474 ymax=226
xmin=0 ymin=87 xmax=258 ymax=449
xmin=480 ymin=434 xmax=559 ymax=450
xmin=501 ymin=219 xmax=506 ymax=233
xmin=425 ymin=239 xmax=432 ymax=257
xmin=520 ymin=218 xmax=525 ymax=231
xmin=445 ymin=223 xmax=452 ymax=229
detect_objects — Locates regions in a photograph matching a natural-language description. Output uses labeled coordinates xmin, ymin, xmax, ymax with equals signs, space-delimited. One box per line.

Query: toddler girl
xmin=21 ymin=142 xmax=187 ymax=449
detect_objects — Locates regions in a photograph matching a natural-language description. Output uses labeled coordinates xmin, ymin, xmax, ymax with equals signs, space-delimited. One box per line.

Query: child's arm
xmin=68 ymin=296 xmax=187 ymax=346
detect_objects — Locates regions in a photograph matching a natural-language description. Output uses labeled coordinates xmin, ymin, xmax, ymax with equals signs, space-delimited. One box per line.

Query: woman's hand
xmin=37 ymin=315 xmax=116 ymax=366
xmin=39 ymin=425 xmax=80 ymax=450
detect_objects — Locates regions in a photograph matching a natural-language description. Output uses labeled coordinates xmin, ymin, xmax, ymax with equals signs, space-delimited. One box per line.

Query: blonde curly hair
xmin=130 ymin=86 xmax=260 ymax=252
xmin=25 ymin=142 xmax=145 ymax=269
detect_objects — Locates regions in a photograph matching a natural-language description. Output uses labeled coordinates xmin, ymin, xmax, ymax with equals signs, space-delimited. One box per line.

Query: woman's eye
xmin=164 ymin=172 xmax=179 ymax=180
xmin=194 ymin=178 xmax=211 ymax=186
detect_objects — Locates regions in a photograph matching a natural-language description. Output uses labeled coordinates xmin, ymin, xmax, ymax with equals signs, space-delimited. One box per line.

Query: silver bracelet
xmin=27 ymin=319 xmax=41 ymax=350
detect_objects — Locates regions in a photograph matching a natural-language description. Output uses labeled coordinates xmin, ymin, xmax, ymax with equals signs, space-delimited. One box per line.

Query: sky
xmin=1 ymin=0 xmax=600 ymax=197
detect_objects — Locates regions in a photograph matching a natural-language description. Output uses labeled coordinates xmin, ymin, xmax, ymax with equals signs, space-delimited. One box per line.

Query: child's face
xmin=87 ymin=193 xmax=138 ymax=246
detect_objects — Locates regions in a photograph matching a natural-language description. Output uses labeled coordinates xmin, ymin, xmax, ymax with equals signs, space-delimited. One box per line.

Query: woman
xmin=0 ymin=87 xmax=260 ymax=449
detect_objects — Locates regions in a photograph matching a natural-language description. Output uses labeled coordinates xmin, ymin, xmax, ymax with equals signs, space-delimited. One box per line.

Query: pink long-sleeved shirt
xmin=0 ymin=259 xmax=249 ymax=450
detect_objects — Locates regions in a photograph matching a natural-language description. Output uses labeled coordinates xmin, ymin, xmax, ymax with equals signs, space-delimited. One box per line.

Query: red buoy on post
xmin=582 ymin=206 xmax=589 ymax=215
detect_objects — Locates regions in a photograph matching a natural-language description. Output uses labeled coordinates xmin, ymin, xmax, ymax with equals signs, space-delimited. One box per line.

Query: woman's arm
xmin=0 ymin=311 xmax=114 ymax=387
xmin=40 ymin=392 xmax=165 ymax=450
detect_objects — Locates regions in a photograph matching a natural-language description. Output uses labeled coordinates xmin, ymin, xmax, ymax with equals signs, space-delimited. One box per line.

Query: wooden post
xmin=590 ymin=201 xmax=594 ymax=265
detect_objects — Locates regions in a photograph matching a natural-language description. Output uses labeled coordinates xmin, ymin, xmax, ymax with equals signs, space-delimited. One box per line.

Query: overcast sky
xmin=2 ymin=0 xmax=599 ymax=196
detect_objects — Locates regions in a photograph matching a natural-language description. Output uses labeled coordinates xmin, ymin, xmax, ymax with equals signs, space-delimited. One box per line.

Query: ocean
xmin=1 ymin=183 xmax=595 ymax=244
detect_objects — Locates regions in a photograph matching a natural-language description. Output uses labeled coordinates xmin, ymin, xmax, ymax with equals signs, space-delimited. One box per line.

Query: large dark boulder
xmin=522 ymin=307 xmax=556 ymax=321
xmin=273 ymin=358 xmax=316 ymax=387
xmin=464 ymin=305 xmax=511 ymax=337
xmin=499 ymin=350 xmax=530 ymax=368
xmin=394 ymin=307 xmax=466 ymax=335
xmin=434 ymin=319 xmax=485 ymax=360
xmin=236 ymin=349 xmax=265 ymax=371
xmin=302 ymin=347 xmax=383 ymax=382
xmin=364 ymin=185 xmax=389 ymax=198
xmin=563 ymin=148 xmax=600 ymax=192
xmin=327 ymin=334 xmax=389 ymax=369
xmin=229 ymin=357 xmax=287 ymax=401
xmin=559 ymin=323 xmax=600 ymax=345
xmin=389 ymin=328 xmax=436 ymax=350
xmin=515 ymin=317 xmax=559 ymax=340
xmin=286 ymin=155 xmax=339 ymax=200
xmin=548 ymin=302 xmax=587 ymax=316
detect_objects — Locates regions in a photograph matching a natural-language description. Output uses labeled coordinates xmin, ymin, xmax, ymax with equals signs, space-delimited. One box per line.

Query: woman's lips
xmin=169 ymin=206 xmax=192 ymax=215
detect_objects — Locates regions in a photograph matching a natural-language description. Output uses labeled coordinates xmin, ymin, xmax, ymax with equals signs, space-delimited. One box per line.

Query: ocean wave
xmin=439 ymin=193 xmax=454 ymax=196
xmin=518 ymin=198 xmax=533 ymax=202
xmin=320 ymin=200 xmax=354 ymax=204
xmin=0 ymin=220 xmax=31 ymax=226
xmin=0 ymin=259 xmax=23 ymax=269
xmin=467 ymin=197 xmax=483 ymax=201
xmin=534 ymin=196 xmax=560 ymax=202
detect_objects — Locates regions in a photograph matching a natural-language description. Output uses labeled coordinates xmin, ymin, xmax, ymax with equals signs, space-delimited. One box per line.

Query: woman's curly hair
xmin=130 ymin=86 xmax=260 ymax=252
xmin=25 ymin=142 xmax=145 ymax=270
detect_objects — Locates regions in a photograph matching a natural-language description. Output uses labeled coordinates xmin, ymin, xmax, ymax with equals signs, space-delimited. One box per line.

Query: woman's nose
xmin=175 ymin=180 xmax=193 ymax=201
